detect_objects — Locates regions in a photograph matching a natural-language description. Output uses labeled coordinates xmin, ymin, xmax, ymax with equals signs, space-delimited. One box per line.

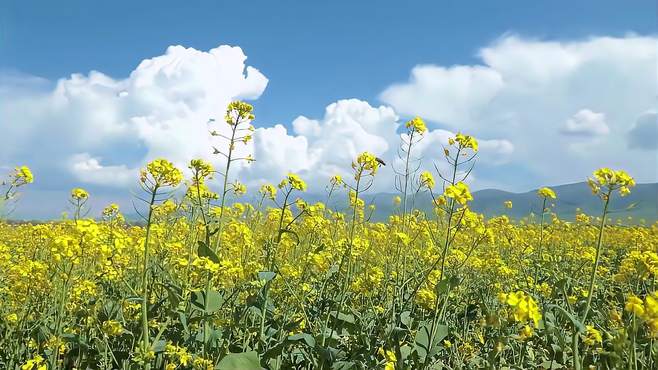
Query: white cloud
xmin=560 ymin=109 xmax=610 ymax=137
xmin=69 ymin=153 xmax=134 ymax=187
xmin=0 ymin=44 xmax=268 ymax=191
xmin=2 ymin=34 xmax=656 ymax=219
xmin=628 ymin=111 xmax=658 ymax=150
xmin=0 ymin=44 xmax=513 ymax=218
xmin=380 ymin=65 xmax=503 ymax=126
xmin=380 ymin=34 xmax=657 ymax=187
xmin=246 ymin=99 xmax=514 ymax=192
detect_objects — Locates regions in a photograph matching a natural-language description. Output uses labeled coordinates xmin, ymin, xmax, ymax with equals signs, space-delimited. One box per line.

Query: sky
xmin=0 ymin=0 xmax=656 ymax=219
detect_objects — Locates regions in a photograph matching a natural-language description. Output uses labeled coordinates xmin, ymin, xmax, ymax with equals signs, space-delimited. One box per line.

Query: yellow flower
xmin=232 ymin=181 xmax=247 ymax=196
xmin=225 ymin=101 xmax=255 ymax=125
xmin=12 ymin=166 xmax=34 ymax=186
xmin=452 ymin=133 xmax=479 ymax=152
xmin=189 ymin=159 xmax=214 ymax=180
xmin=5 ymin=313 xmax=18 ymax=324
xmin=625 ymin=295 xmax=645 ymax=316
xmin=444 ymin=182 xmax=473 ymax=205
xmin=419 ymin=171 xmax=435 ymax=189
xmin=71 ymin=188 xmax=89 ymax=200
xmin=259 ymin=183 xmax=278 ymax=200
xmin=405 ymin=116 xmax=427 ymax=134
xmin=589 ymin=168 xmax=635 ymax=197
xmin=101 ymin=320 xmax=124 ymax=336
xmin=21 ymin=355 xmax=46 ymax=370
xmin=279 ymin=173 xmax=307 ymax=192
xmin=519 ymin=325 xmax=533 ymax=340
xmin=537 ymin=187 xmax=556 ymax=199
xmin=140 ymin=158 xmax=183 ymax=188
xmin=330 ymin=174 xmax=343 ymax=186
xmin=503 ymin=291 xmax=542 ymax=327
xmin=352 ymin=151 xmax=381 ymax=178
xmin=504 ymin=200 xmax=513 ymax=209
xmin=378 ymin=347 xmax=397 ymax=370
xmin=583 ymin=325 xmax=602 ymax=346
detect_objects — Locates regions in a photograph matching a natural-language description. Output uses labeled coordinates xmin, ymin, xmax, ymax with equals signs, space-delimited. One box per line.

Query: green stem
xmin=140 ymin=186 xmax=158 ymax=370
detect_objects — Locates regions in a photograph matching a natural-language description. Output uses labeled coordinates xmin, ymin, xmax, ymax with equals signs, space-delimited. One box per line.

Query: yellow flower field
xmin=1 ymin=102 xmax=656 ymax=369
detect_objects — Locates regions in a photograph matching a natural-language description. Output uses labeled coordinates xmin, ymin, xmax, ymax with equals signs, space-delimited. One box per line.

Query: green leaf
xmin=217 ymin=351 xmax=262 ymax=370
xmin=330 ymin=311 xmax=355 ymax=324
xmin=197 ymin=240 xmax=219 ymax=263
xmin=191 ymin=290 xmax=224 ymax=313
xmin=400 ymin=311 xmax=413 ymax=327
xmin=287 ymin=333 xmax=315 ymax=347
xmin=257 ymin=271 xmax=276 ymax=282
xmin=435 ymin=276 xmax=460 ymax=295
xmin=415 ymin=323 xmax=449 ymax=359
xmin=548 ymin=304 xmax=585 ymax=333
xmin=331 ymin=361 xmax=355 ymax=370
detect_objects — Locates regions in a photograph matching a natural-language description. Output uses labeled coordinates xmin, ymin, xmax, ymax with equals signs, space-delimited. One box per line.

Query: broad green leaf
xmin=548 ymin=304 xmax=585 ymax=333
xmin=288 ymin=333 xmax=316 ymax=347
xmin=257 ymin=271 xmax=276 ymax=282
xmin=217 ymin=351 xmax=262 ymax=370
xmin=191 ymin=290 xmax=223 ymax=313
xmin=435 ymin=276 xmax=460 ymax=295
xmin=197 ymin=240 xmax=219 ymax=263
xmin=415 ymin=323 xmax=449 ymax=359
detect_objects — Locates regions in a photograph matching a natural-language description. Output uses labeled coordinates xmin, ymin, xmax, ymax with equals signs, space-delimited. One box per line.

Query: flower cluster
xmin=141 ymin=158 xmax=183 ymax=188
xmin=537 ymin=187 xmax=556 ymax=199
xmin=405 ymin=116 xmax=427 ymax=134
xmin=588 ymin=168 xmax=635 ymax=197
xmin=352 ymin=151 xmax=381 ymax=179
xmin=444 ymin=182 xmax=473 ymax=205
xmin=279 ymin=173 xmax=307 ymax=192
xmin=225 ymin=101 xmax=255 ymax=125
xmin=449 ymin=133 xmax=479 ymax=152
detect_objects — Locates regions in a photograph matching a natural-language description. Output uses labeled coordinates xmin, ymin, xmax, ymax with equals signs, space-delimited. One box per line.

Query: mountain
xmin=118 ymin=182 xmax=658 ymax=225
xmin=354 ymin=182 xmax=658 ymax=222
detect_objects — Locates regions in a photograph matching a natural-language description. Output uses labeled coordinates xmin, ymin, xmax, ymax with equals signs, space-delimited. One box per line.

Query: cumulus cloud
xmin=1 ymin=44 xmax=514 ymax=218
xmin=0 ymin=44 xmax=268 ymax=187
xmin=380 ymin=65 xmax=503 ymax=126
xmin=628 ymin=111 xmax=658 ymax=150
xmin=2 ymin=34 xmax=656 ymax=218
xmin=381 ymin=34 xmax=657 ymax=186
xmin=244 ymin=99 xmax=513 ymax=192
xmin=560 ymin=109 xmax=609 ymax=137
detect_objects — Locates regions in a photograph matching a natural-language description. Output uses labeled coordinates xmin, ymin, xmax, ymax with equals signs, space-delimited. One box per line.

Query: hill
xmin=357 ymin=182 xmax=658 ymax=222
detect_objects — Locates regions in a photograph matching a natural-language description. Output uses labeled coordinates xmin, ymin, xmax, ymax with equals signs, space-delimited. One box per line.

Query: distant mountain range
xmin=326 ymin=182 xmax=658 ymax=223
xmin=119 ymin=182 xmax=657 ymax=224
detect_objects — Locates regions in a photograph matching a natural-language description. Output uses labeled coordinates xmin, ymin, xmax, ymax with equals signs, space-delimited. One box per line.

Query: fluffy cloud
xmin=1 ymin=45 xmax=268 ymax=187
xmin=0 ymin=44 xmax=513 ymax=218
xmin=560 ymin=109 xmax=609 ymax=137
xmin=628 ymin=111 xmax=658 ymax=150
xmin=2 ymin=35 xmax=656 ymax=218
xmin=247 ymin=99 xmax=513 ymax=192
xmin=380 ymin=65 xmax=503 ymax=126
xmin=381 ymin=35 xmax=657 ymax=186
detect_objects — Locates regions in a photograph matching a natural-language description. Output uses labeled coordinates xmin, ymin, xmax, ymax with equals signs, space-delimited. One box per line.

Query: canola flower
xmin=0 ymin=107 xmax=652 ymax=370
xmin=70 ymin=187 xmax=89 ymax=200
xmin=405 ymin=116 xmax=427 ymax=134
xmin=444 ymin=182 xmax=473 ymax=205
xmin=419 ymin=171 xmax=435 ymax=189
xmin=12 ymin=166 xmax=34 ymax=186
xmin=449 ymin=133 xmax=479 ymax=152
xmin=537 ymin=187 xmax=557 ymax=199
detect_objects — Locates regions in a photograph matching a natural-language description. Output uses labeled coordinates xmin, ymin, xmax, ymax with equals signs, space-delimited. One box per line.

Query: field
xmin=1 ymin=102 xmax=656 ymax=370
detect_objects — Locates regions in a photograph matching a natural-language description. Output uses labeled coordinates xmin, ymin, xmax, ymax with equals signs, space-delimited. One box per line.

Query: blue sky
xmin=2 ymin=0 xmax=654 ymax=125
xmin=0 ymin=1 xmax=656 ymax=219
